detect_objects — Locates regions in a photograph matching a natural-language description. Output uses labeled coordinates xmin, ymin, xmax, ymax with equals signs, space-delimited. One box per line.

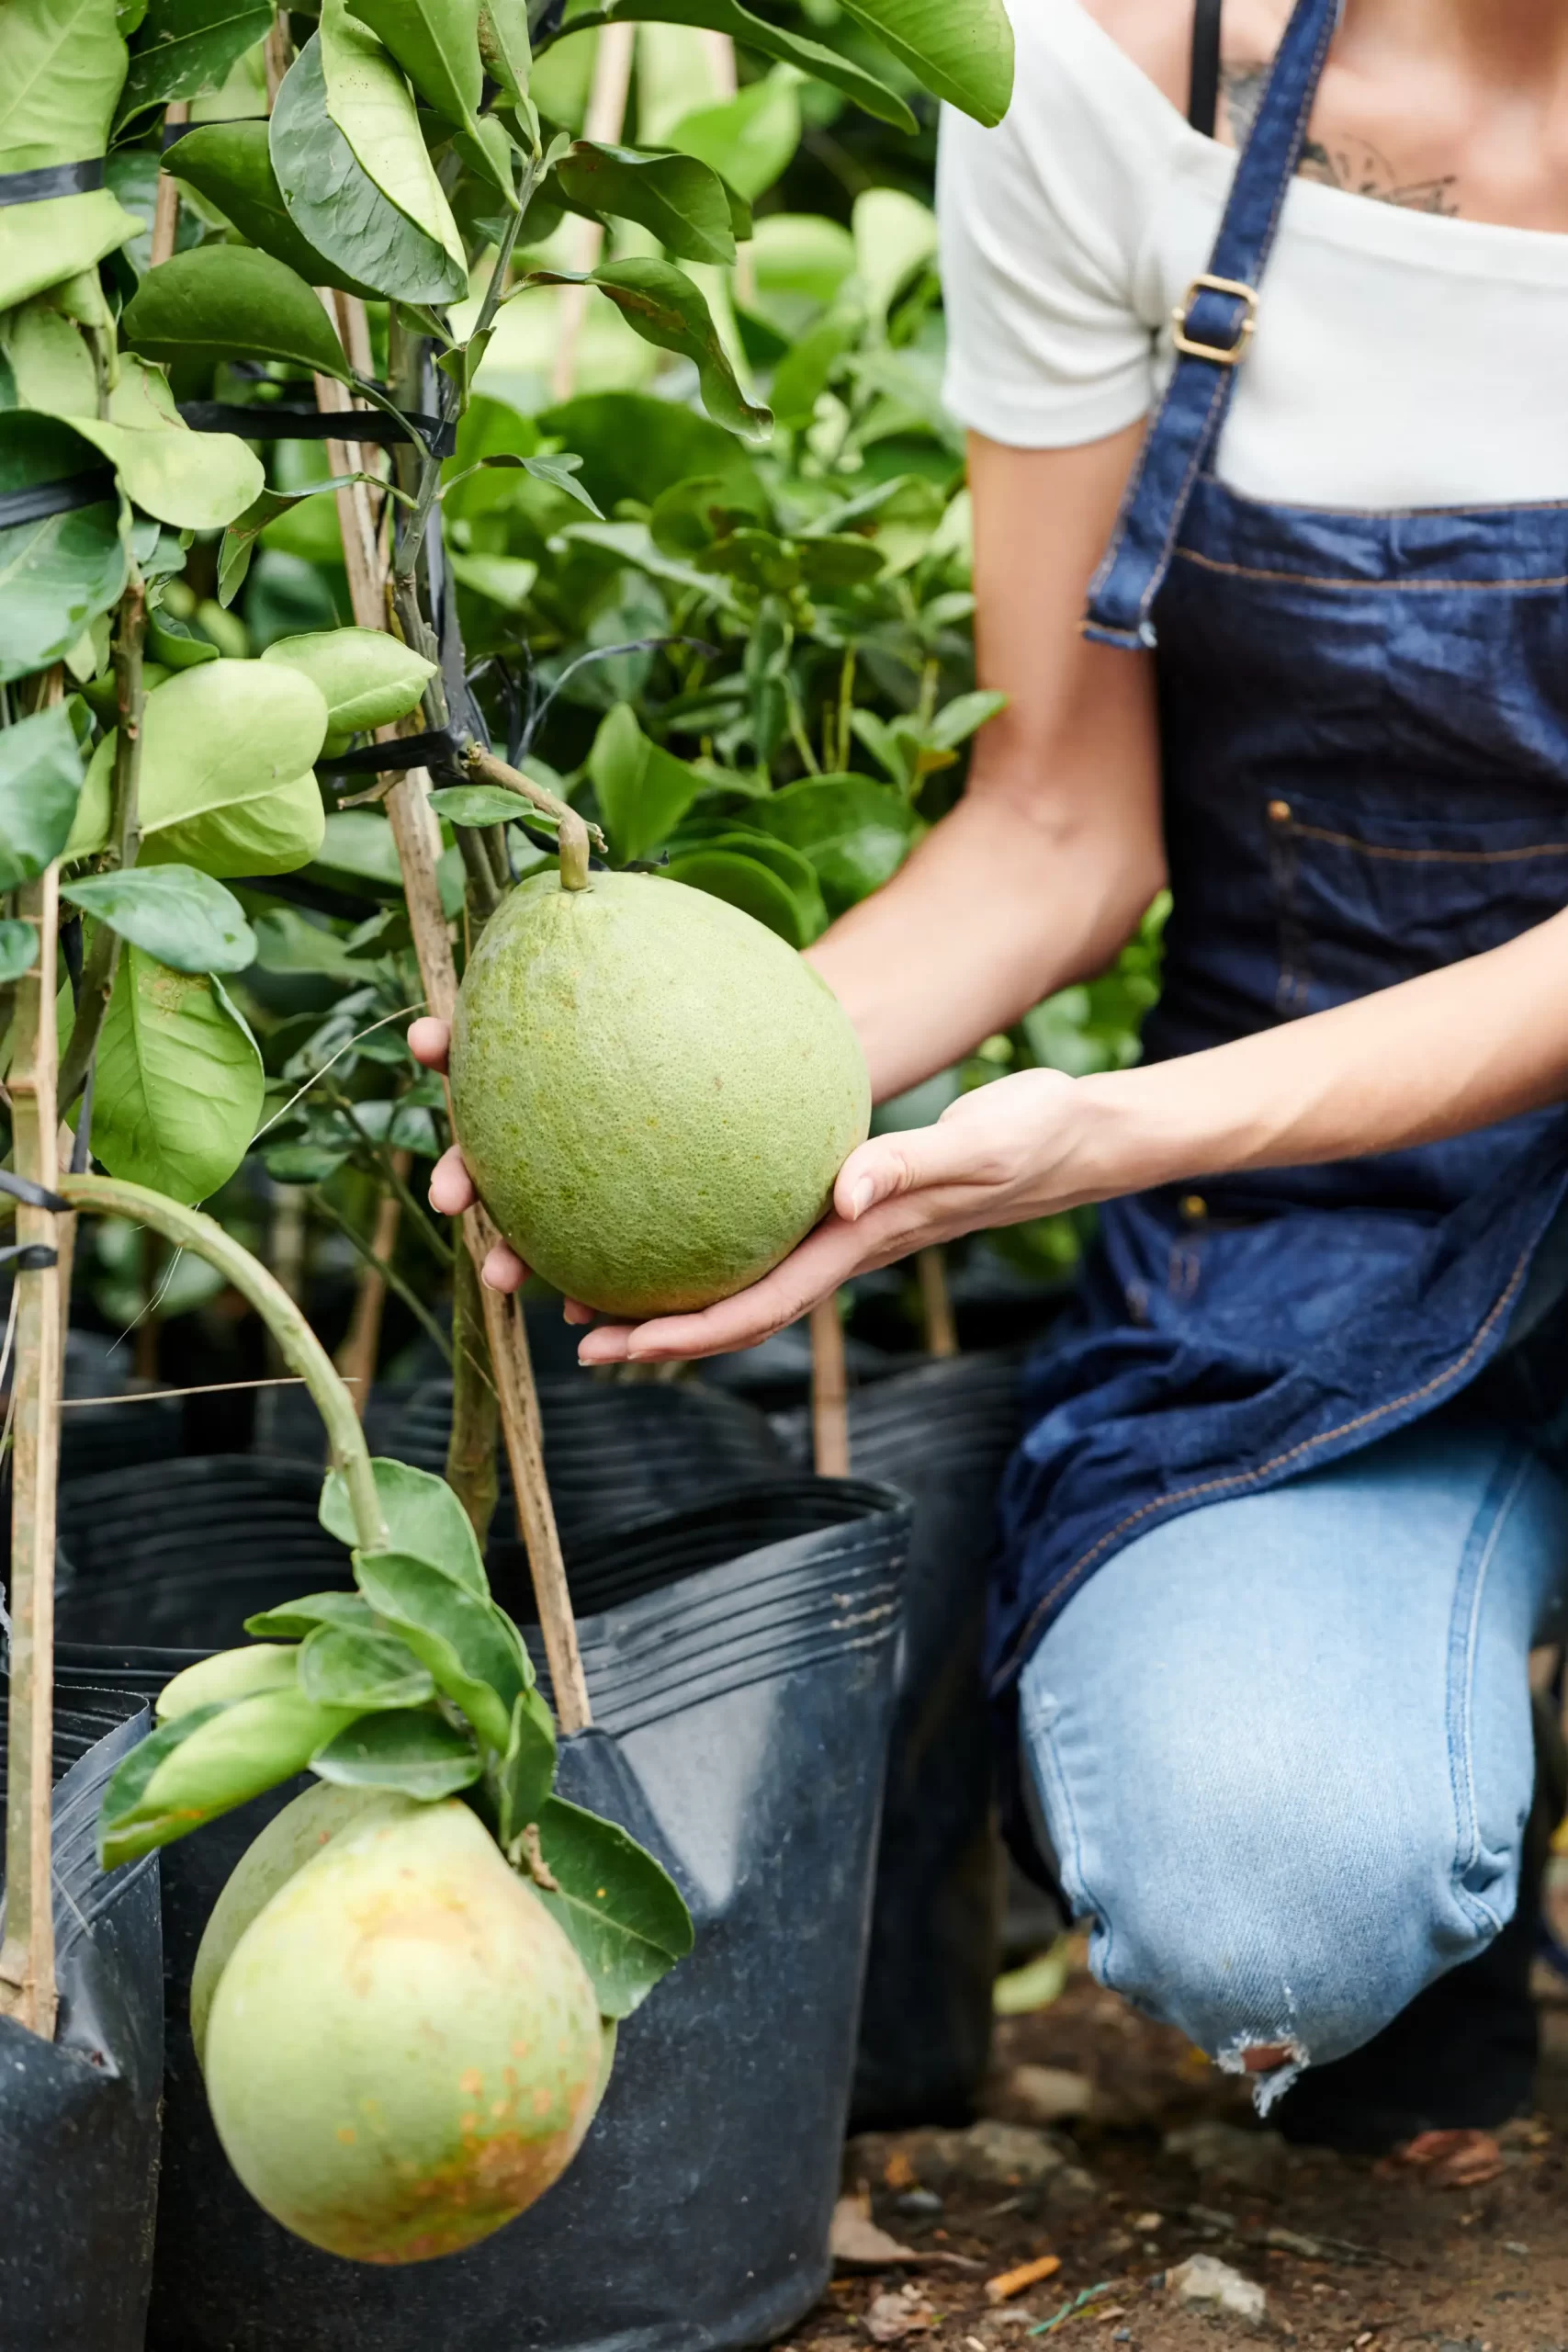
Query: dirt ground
xmin=793 ymin=1942 xmax=1568 ymax=2352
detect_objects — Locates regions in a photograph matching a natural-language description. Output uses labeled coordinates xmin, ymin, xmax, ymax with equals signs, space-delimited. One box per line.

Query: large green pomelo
xmin=449 ymin=871 xmax=871 ymax=1317
xmin=190 ymin=1780 xmax=384 ymax=2071
xmin=204 ymin=1794 xmax=604 ymax=2263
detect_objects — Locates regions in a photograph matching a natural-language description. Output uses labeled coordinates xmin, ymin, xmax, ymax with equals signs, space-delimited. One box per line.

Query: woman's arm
xmin=575 ymin=904 xmax=1568 ymax=1362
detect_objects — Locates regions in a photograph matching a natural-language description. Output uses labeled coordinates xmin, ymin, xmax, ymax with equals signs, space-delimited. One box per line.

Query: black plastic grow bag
xmin=59 ymin=1473 xmax=908 ymax=2352
xmin=0 ymin=1680 xmax=164 ymax=2352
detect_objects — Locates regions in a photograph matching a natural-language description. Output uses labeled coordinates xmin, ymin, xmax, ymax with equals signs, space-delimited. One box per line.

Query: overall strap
xmin=1083 ymin=0 xmax=1341 ymax=650
xmin=1189 ymin=0 xmax=1223 ymax=138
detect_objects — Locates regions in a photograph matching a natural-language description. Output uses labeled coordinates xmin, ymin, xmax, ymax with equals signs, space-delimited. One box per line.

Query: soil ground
xmin=792 ymin=1945 xmax=1568 ymax=2352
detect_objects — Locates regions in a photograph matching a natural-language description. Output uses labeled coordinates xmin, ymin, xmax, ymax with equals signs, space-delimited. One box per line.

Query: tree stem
xmin=446 ymin=1241 xmax=500 ymax=1548
xmin=57 ymin=572 xmax=146 ymax=1116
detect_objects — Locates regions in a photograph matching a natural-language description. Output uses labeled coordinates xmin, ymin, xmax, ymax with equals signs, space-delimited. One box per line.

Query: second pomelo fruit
xmin=450 ymin=870 xmax=871 ymax=1317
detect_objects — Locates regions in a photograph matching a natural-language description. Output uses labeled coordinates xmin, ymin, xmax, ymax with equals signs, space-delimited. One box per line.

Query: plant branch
xmin=58 ymin=571 xmax=146 ymax=1116
xmin=463 ymin=743 xmax=605 ymax=848
xmin=446 ymin=1240 xmax=500 ymax=1548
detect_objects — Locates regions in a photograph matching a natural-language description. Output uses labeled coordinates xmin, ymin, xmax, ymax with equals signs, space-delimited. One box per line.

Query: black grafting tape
xmin=0 ymin=156 xmax=105 ymax=206
xmin=178 ymin=402 xmax=457 ymax=458
xmin=0 ymin=467 xmax=118 ymax=530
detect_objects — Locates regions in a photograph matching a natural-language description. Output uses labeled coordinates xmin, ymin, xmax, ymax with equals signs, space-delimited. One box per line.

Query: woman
xmin=414 ymin=0 xmax=1568 ymax=2139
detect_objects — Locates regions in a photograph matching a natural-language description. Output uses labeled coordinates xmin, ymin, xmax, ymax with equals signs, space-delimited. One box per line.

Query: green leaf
xmin=447 ymin=551 xmax=539 ymax=610
xmin=533 ymin=1793 xmax=693 ymax=2020
xmin=536 ymin=389 xmax=749 ymax=512
xmin=348 ymin=0 xmax=481 ymax=130
xmin=245 ymin=1590 xmax=375 ymax=1638
xmin=564 ymin=0 xmax=916 ymax=134
xmin=270 ymin=31 xmax=468 ymax=307
xmin=97 ymin=1688 xmax=359 ymax=1867
xmin=0 ymin=413 xmax=127 ymax=685
xmin=167 ymin=119 xmax=378 ymax=298
xmin=71 ymin=660 xmax=329 ymax=877
xmin=0 ymin=921 xmax=38 ymax=984
xmin=123 ymin=245 xmax=353 ymax=381
xmin=321 ymin=0 xmax=468 ymax=273
xmin=588 ymin=703 xmax=704 ymax=866
xmin=0 ymin=703 xmax=85 ymax=891
xmin=44 ymin=415 xmax=264 ymax=534
xmin=553 ymin=141 xmax=735 ymax=267
xmin=351 ymin=1550 xmax=525 ymax=1751
xmin=428 ymin=785 xmax=533 ymax=826
xmin=666 ymin=71 xmax=799 ymax=204
xmin=770 ymin=310 xmax=862 ymax=431
xmin=117 ymin=0 xmax=273 ymax=129
xmin=664 ymin=848 xmax=814 ymax=946
xmin=647 ymin=469 xmax=768 ymax=557
xmin=750 ymin=775 xmax=919 ymax=915
xmin=929 ymin=687 xmax=1008 ymax=750
xmin=217 ymin=474 xmax=368 ymax=607
xmin=526 ymin=257 xmax=768 ymax=439
xmin=320 ymin=1455 xmax=489 ymax=1595
xmin=147 ymin=606 xmax=220 ymax=670
xmin=155 ymin=1643 xmax=299 ymax=1720
xmin=299 ymin=1623 xmax=436 ymax=1711
xmin=477 ymin=0 xmax=529 ymax=104
xmin=261 ymin=628 xmax=436 ymax=754
xmin=670 ymin=825 xmax=827 ymax=934
xmin=0 ymin=0 xmax=141 ymax=310
xmin=87 ymin=948 xmax=265 ymax=1204
xmin=62 ymin=865 xmax=256 ymax=975
xmin=456 ymin=449 xmax=602 ymax=516
xmin=495 ymin=1684 xmax=556 ymax=1849
xmin=311 ymin=1706 xmax=483 ymax=1799
xmin=834 ymin=0 xmax=1013 ymax=126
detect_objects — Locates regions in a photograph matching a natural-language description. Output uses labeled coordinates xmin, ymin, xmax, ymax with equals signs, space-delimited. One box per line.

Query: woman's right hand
xmin=409 ymin=1016 xmax=539 ymax=1300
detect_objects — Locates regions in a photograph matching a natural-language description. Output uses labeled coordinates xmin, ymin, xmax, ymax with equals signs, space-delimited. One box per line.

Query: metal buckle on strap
xmin=1170 ymin=273 xmax=1258 ymax=366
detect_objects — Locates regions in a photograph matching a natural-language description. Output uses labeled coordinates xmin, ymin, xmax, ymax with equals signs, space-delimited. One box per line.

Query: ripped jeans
xmin=1018 ymin=1416 xmax=1568 ymax=2109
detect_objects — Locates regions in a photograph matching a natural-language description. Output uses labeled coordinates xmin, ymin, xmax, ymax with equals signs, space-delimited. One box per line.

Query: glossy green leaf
xmin=447 ymin=109 xmax=520 ymax=208
xmin=449 ymin=448 xmax=602 ymax=517
xmin=495 ymin=1685 xmax=557 ymax=1849
xmin=124 ymin=244 xmax=353 ymax=381
xmin=147 ymin=607 xmax=219 ymax=670
xmin=664 ymin=848 xmax=812 ymax=946
xmin=749 ymin=774 xmax=919 ymax=914
xmin=428 ymin=785 xmax=531 ymax=826
xmin=56 ymin=415 xmax=263 ymax=532
xmin=0 ymin=702 xmax=85 ymax=891
xmin=0 ymin=921 xmax=38 ymax=984
xmin=0 ymin=0 xmax=140 ymax=308
xmin=88 ymin=949 xmax=265 ymax=1204
xmin=929 ymin=687 xmax=1009 ymax=750
xmin=666 ymin=71 xmax=799 ymax=204
xmin=834 ymin=0 xmax=1013 ymax=126
xmin=647 ymin=469 xmax=768 ymax=557
xmin=311 ymin=1707 xmax=483 ymax=1799
xmin=352 ymin=1549 xmax=525 ymax=1751
xmin=348 ymin=0 xmax=481 ymax=129
xmin=0 ymin=414 xmax=127 ymax=685
xmin=319 ymin=0 xmax=467 ymax=262
xmin=62 ymin=865 xmax=256 ymax=975
xmin=554 ymin=141 xmax=735 ymax=266
xmin=586 ymin=705 xmax=705 ymax=866
xmin=97 ymin=1688 xmax=359 ymax=1867
xmin=526 ymin=257 xmax=768 ymax=439
xmin=72 ymin=660 xmax=329 ymax=877
xmin=155 ymin=1644 xmax=299 ymax=1721
xmin=299 ymin=1623 xmax=436 ymax=1711
xmin=271 ymin=32 xmax=468 ymax=306
xmin=533 ymin=1793 xmax=693 ymax=2020
xmin=536 ymin=390 xmax=749 ymax=512
xmin=117 ymin=0 xmax=272 ymax=128
xmin=245 ymin=1590 xmax=375 ymax=1639
xmin=320 ymin=1456 xmax=489 ymax=1595
xmin=217 ymin=474 xmax=368 ymax=607
xmin=477 ymin=0 xmax=529 ymax=103
xmin=168 ymin=120 xmax=378 ymax=297
xmin=261 ymin=628 xmax=436 ymax=753
xmin=560 ymin=0 xmax=916 ymax=134
xmin=671 ymin=825 xmax=828 ymax=934
xmin=766 ymin=308 xmax=862 ymax=430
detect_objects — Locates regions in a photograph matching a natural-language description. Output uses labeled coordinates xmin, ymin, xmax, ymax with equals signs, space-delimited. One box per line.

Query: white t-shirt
xmin=937 ymin=0 xmax=1568 ymax=507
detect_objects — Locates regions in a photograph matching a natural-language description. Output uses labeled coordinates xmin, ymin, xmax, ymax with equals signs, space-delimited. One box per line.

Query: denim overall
xmin=990 ymin=0 xmax=1568 ymax=1703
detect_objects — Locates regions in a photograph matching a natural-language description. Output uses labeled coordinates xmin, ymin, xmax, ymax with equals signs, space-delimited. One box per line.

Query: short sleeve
xmin=937 ymin=0 xmax=1176 ymax=448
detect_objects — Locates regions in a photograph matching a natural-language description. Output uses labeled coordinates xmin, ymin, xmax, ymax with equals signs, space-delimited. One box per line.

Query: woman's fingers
xmin=407 ymin=1015 xmax=451 ymax=1073
xmin=480 ymin=1239 xmax=527 ymax=1293
xmin=428 ymin=1143 xmax=476 ymax=1216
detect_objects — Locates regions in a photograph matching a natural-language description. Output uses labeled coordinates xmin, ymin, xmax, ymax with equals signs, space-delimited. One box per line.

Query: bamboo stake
xmin=151 ymin=102 xmax=188 ymax=267
xmin=0 ymin=868 xmax=63 ymax=2039
xmin=917 ymin=1246 xmax=958 ymax=1359
xmin=336 ymin=1149 xmax=410 ymax=1408
xmin=550 ymin=22 xmax=636 ymax=402
xmin=263 ymin=12 xmax=292 ymax=106
xmin=809 ymin=1294 xmax=850 ymax=1476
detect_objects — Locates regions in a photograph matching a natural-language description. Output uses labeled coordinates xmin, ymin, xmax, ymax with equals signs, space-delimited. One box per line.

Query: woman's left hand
xmin=577 ymin=1068 xmax=1082 ymax=1364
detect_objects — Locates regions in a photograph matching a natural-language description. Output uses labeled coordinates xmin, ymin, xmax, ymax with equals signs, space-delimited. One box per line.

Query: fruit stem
xmin=463 ymin=744 xmax=606 ymax=854
xmin=57 ymin=1175 xmax=390 ymax=1555
xmin=558 ymin=809 xmax=592 ymax=892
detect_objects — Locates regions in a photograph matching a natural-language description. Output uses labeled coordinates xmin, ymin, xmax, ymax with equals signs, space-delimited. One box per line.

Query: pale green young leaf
xmin=299 ymin=1623 xmax=436 ymax=1712
xmin=311 ymin=1708 xmax=482 ymax=1799
xmin=2 ymin=0 xmax=128 ymax=168
xmin=347 ymin=0 xmax=481 ymax=129
xmin=428 ymin=785 xmax=533 ymax=826
xmin=319 ymin=1457 xmax=489 ymax=1596
xmin=88 ymin=946 xmax=265 ymax=1204
xmin=216 ymin=474 xmax=370 ymax=606
xmin=54 ymin=416 xmax=263 ymax=531
xmin=244 ymin=1591 xmax=374 ymax=1638
xmin=0 ymin=703 xmax=84 ymax=891
xmin=123 ymin=244 xmax=353 ymax=380
xmin=261 ymin=628 xmax=436 ymax=754
xmin=271 ymin=32 xmax=468 ymax=305
xmin=352 ymin=1550 xmax=525 ymax=1751
xmin=62 ymin=865 xmax=256 ymax=975
xmin=98 ymin=1689 xmax=360 ymax=1865
xmin=155 ymin=1644 xmax=298 ymax=1721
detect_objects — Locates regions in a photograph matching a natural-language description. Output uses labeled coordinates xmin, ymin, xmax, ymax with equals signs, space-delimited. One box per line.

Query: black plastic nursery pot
xmin=60 ymin=1472 xmax=910 ymax=2352
xmin=0 ymin=1680 xmax=164 ymax=2352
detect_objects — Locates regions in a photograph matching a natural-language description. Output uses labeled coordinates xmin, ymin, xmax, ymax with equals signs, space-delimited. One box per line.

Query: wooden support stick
xmin=151 ymin=103 xmax=188 ymax=267
xmin=0 ymin=868 xmax=63 ymax=2039
xmin=550 ymin=22 xmax=636 ymax=402
xmin=810 ymin=1294 xmax=850 ymax=1477
xmin=917 ymin=1245 xmax=958 ymax=1359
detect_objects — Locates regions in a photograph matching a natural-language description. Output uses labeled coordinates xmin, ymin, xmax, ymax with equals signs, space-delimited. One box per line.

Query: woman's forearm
xmin=807 ymin=780 xmax=1165 ymax=1102
xmin=1065 ymin=906 xmax=1568 ymax=1204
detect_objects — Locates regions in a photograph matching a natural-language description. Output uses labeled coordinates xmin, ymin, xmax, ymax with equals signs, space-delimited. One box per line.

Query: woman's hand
xmin=409 ymin=1016 xmax=541 ymax=1303
xmin=577 ymin=1068 xmax=1082 ymax=1363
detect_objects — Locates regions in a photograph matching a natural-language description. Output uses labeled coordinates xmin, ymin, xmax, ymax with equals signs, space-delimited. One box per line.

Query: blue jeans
xmin=1018 ymin=1418 xmax=1568 ymax=2109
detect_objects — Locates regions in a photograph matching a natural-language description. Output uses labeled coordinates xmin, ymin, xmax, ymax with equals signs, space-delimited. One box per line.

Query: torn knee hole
xmin=1216 ymin=2031 xmax=1309 ymax=2114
